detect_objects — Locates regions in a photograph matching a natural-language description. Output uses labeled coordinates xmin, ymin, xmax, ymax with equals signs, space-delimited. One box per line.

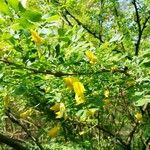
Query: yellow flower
xmin=64 ymin=78 xmax=86 ymax=105
xmin=103 ymin=99 xmax=111 ymax=109
xmin=86 ymin=51 xmax=97 ymax=64
xmin=135 ymin=112 xmax=143 ymax=122
xmin=50 ymin=102 xmax=66 ymax=119
xmin=87 ymin=108 xmax=97 ymax=117
xmin=64 ymin=77 xmax=78 ymax=89
xmin=20 ymin=108 xmax=32 ymax=119
xmin=73 ymin=81 xmax=85 ymax=96
xmin=48 ymin=126 xmax=60 ymax=138
xmin=55 ymin=103 xmax=66 ymax=118
xmin=50 ymin=103 xmax=60 ymax=112
xmin=31 ymin=30 xmax=43 ymax=44
xmin=3 ymin=95 xmax=10 ymax=108
xmin=75 ymin=94 xmax=85 ymax=105
xmin=104 ymin=90 xmax=109 ymax=98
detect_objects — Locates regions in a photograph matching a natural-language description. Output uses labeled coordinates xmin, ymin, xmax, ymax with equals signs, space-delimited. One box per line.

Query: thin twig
xmin=52 ymin=0 xmax=103 ymax=42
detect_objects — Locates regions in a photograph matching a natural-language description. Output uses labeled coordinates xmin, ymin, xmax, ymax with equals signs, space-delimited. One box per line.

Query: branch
xmin=67 ymin=119 xmax=129 ymax=148
xmin=98 ymin=0 xmax=104 ymax=43
xmin=132 ymin=0 xmax=150 ymax=56
xmin=0 ymin=133 xmax=27 ymax=150
xmin=127 ymin=122 xmax=139 ymax=147
xmin=5 ymin=109 xmax=44 ymax=150
xmin=113 ymin=3 xmax=126 ymax=52
xmin=0 ymin=59 xmax=130 ymax=77
xmin=96 ymin=125 xmax=129 ymax=148
xmin=64 ymin=9 xmax=102 ymax=41
xmin=52 ymin=0 xmax=103 ymax=42
xmin=62 ymin=11 xmax=73 ymax=26
xmin=141 ymin=15 xmax=150 ymax=32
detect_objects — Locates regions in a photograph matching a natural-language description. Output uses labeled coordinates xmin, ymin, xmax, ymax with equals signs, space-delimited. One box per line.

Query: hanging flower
xmin=48 ymin=126 xmax=60 ymax=138
xmin=103 ymin=98 xmax=111 ymax=109
xmin=64 ymin=77 xmax=78 ymax=89
xmin=50 ymin=103 xmax=66 ymax=119
xmin=64 ymin=77 xmax=86 ymax=105
xmin=20 ymin=108 xmax=32 ymax=119
xmin=31 ymin=30 xmax=43 ymax=44
xmin=135 ymin=112 xmax=143 ymax=123
xmin=55 ymin=103 xmax=66 ymax=118
xmin=73 ymin=81 xmax=85 ymax=96
xmin=87 ymin=108 xmax=98 ymax=117
xmin=75 ymin=94 xmax=85 ymax=105
xmin=86 ymin=51 xmax=97 ymax=64
xmin=104 ymin=90 xmax=109 ymax=98
xmin=50 ymin=103 xmax=60 ymax=112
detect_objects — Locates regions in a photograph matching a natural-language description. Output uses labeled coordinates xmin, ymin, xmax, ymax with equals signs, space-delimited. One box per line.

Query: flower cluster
xmin=64 ymin=77 xmax=85 ymax=105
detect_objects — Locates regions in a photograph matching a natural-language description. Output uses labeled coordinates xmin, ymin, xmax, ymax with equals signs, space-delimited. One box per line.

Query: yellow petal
xmin=55 ymin=103 xmax=66 ymax=118
xmin=73 ymin=81 xmax=85 ymax=96
xmin=75 ymin=94 xmax=85 ymax=105
xmin=20 ymin=108 xmax=32 ymax=119
xmin=64 ymin=77 xmax=78 ymax=89
xmin=135 ymin=112 xmax=142 ymax=122
xmin=31 ymin=30 xmax=43 ymax=44
xmin=87 ymin=108 xmax=97 ymax=117
xmin=3 ymin=95 xmax=10 ymax=107
xmin=104 ymin=90 xmax=109 ymax=98
xmin=50 ymin=103 xmax=60 ymax=112
xmin=48 ymin=126 xmax=60 ymax=138
xmin=103 ymin=99 xmax=111 ymax=109
xmin=86 ymin=51 xmax=97 ymax=64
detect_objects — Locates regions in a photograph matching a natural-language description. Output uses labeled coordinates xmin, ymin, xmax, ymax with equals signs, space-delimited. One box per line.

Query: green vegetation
xmin=0 ymin=0 xmax=150 ymax=149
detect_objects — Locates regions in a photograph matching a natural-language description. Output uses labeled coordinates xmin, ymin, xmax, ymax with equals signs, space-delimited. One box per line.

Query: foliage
xmin=0 ymin=0 xmax=150 ymax=149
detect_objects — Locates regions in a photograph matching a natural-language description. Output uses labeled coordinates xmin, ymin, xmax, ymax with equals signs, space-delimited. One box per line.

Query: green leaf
xmin=0 ymin=18 xmax=5 ymax=24
xmin=18 ymin=1 xmax=26 ymax=12
xmin=135 ymin=95 xmax=150 ymax=106
xmin=0 ymin=0 xmax=10 ymax=15
xmin=142 ymin=61 xmax=150 ymax=67
xmin=46 ymin=15 xmax=60 ymax=22
xmin=22 ymin=10 xmax=42 ymax=22
xmin=8 ymin=0 xmax=19 ymax=11
xmin=14 ymin=83 xmax=27 ymax=95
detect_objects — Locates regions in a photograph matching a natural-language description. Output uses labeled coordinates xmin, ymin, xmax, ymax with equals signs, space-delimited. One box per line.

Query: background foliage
xmin=0 ymin=0 xmax=150 ymax=149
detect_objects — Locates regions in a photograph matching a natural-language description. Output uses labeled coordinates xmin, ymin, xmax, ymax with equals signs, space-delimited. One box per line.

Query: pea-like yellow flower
xmin=73 ymin=81 xmax=85 ymax=96
xmin=20 ymin=108 xmax=32 ymax=119
xmin=64 ymin=77 xmax=86 ymax=105
xmin=48 ymin=126 xmax=60 ymax=138
xmin=31 ymin=30 xmax=43 ymax=44
xmin=50 ymin=103 xmax=60 ymax=112
xmin=50 ymin=103 xmax=66 ymax=119
xmin=3 ymin=95 xmax=10 ymax=108
xmin=75 ymin=94 xmax=85 ymax=105
xmin=55 ymin=103 xmax=66 ymax=118
xmin=64 ymin=77 xmax=78 ymax=89
xmin=104 ymin=90 xmax=109 ymax=98
xmin=86 ymin=51 xmax=97 ymax=64
xmin=87 ymin=108 xmax=97 ymax=117
xmin=103 ymin=99 xmax=111 ymax=109
xmin=135 ymin=112 xmax=142 ymax=122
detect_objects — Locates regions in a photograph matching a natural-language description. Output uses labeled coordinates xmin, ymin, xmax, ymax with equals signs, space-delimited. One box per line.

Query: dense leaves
xmin=0 ymin=0 xmax=150 ymax=149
